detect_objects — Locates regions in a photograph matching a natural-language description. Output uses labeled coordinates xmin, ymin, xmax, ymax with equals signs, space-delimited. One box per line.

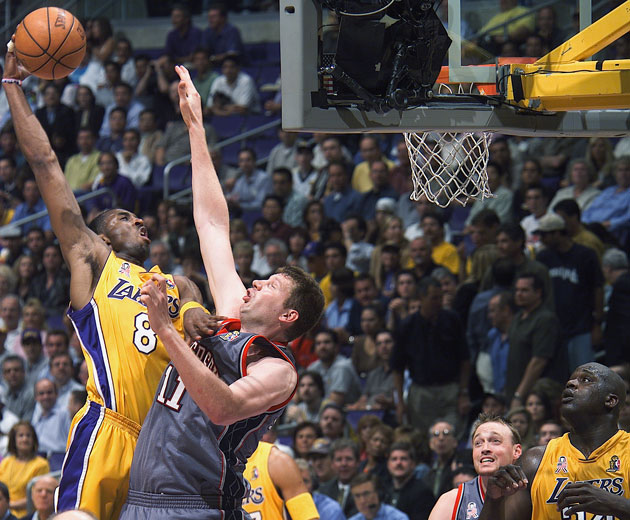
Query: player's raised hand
xmin=175 ymin=64 xmax=202 ymax=129
xmin=183 ymin=309 xmax=226 ymax=342
xmin=485 ymin=464 xmax=528 ymax=500
xmin=140 ymin=273 xmax=173 ymax=336
xmin=556 ymin=481 xmax=628 ymax=518
xmin=3 ymin=35 xmax=31 ymax=81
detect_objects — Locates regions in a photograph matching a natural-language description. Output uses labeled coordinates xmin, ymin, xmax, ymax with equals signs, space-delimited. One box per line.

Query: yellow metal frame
xmin=502 ymin=0 xmax=630 ymax=111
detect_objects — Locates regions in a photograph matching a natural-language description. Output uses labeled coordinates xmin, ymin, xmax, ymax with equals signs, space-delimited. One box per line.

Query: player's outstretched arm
xmin=2 ymin=44 xmax=108 ymax=307
xmin=268 ymin=446 xmax=320 ymax=520
xmin=175 ymin=65 xmax=245 ymax=318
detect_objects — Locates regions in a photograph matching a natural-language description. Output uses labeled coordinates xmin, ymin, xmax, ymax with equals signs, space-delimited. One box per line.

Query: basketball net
xmin=404 ymin=84 xmax=494 ymax=208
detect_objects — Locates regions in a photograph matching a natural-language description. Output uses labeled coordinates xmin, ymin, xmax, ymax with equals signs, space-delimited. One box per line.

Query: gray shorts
xmin=119 ymin=490 xmax=250 ymax=520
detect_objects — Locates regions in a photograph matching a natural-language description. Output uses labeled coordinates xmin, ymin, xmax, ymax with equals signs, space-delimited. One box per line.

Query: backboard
xmin=279 ymin=0 xmax=630 ymax=136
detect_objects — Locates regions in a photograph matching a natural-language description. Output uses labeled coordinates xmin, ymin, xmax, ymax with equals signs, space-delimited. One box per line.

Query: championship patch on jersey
xmin=555 ymin=456 xmax=568 ymax=473
xmin=466 ymin=501 xmax=479 ymax=519
xmin=607 ymin=455 xmax=621 ymax=473
xmin=220 ymin=330 xmax=241 ymax=341
xmin=118 ymin=262 xmax=131 ymax=277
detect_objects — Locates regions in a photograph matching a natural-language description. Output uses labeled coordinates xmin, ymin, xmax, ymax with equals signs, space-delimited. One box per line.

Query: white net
xmin=404 ymin=130 xmax=493 ymax=208
xmin=403 ymin=83 xmax=494 ymax=208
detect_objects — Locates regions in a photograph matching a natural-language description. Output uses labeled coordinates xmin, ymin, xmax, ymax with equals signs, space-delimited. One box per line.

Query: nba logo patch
xmin=165 ymin=279 xmax=175 ymax=290
xmin=555 ymin=456 xmax=568 ymax=473
xmin=607 ymin=455 xmax=621 ymax=472
xmin=221 ymin=330 xmax=240 ymax=341
xmin=466 ymin=501 xmax=478 ymax=519
xmin=252 ymin=467 xmax=259 ymax=480
xmin=118 ymin=262 xmax=130 ymax=277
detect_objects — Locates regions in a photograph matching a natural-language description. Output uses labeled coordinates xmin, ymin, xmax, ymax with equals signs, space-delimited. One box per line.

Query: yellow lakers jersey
xmin=531 ymin=430 xmax=630 ymax=520
xmin=68 ymin=252 xmax=183 ymax=425
xmin=243 ymin=442 xmax=285 ymax=520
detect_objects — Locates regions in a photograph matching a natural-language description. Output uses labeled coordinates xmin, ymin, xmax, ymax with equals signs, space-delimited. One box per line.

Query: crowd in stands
xmin=0 ymin=1 xmax=628 ymax=519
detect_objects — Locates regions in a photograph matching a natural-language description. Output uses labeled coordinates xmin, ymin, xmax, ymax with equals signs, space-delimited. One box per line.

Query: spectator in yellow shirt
xmin=421 ymin=212 xmax=460 ymax=275
xmin=352 ymin=136 xmax=395 ymax=193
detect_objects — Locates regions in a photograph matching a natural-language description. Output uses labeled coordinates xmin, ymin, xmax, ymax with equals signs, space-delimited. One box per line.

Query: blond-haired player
xmin=428 ymin=413 xmax=522 ymax=519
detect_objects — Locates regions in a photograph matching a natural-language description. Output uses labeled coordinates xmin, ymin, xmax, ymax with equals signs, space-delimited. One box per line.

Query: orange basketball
xmin=14 ymin=7 xmax=86 ymax=80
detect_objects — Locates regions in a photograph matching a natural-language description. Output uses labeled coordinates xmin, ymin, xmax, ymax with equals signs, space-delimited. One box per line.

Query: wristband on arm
xmin=285 ymin=492 xmax=320 ymax=520
xmin=180 ymin=300 xmax=209 ymax=317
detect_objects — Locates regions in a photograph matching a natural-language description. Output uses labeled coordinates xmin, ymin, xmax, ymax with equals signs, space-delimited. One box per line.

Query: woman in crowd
xmin=586 ymin=136 xmax=615 ymax=188
xmin=453 ymin=244 xmax=499 ymax=324
xmin=287 ymin=227 xmax=310 ymax=270
xmin=88 ymin=17 xmax=115 ymax=63
xmin=524 ymin=389 xmax=554 ymax=435
xmin=303 ymin=200 xmax=326 ymax=242
xmin=356 ymin=414 xmax=384 ymax=462
xmin=0 ymin=422 xmax=49 ymax=517
xmin=73 ymin=85 xmax=104 ymax=137
xmin=0 ymin=264 xmax=16 ymax=301
xmin=370 ymin=215 xmax=411 ymax=295
xmin=506 ymin=406 xmax=535 ymax=450
xmin=549 ymin=158 xmax=600 ymax=211
xmin=358 ymin=423 xmax=394 ymax=482
xmin=351 ymin=305 xmax=384 ymax=377
xmin=13 ymin=254 xmax=36 ymax=305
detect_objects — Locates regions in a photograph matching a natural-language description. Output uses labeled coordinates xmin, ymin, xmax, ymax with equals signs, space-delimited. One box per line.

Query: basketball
xmin=14 ymin=7 xmax=86 ymax=80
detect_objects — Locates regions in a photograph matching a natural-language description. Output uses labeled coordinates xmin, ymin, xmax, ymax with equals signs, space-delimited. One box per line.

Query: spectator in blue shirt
xmin=228 ymin=148 xmax=272 ymax=214
xmin=582 ymin=156 xmax=630 ymax=246
xmin=486 ymin=290 xmax=515 ymax=395
xmin=349 ymin=474 xmax=409 ymax=520
xmin=31 ymin=378 xmax=71 ymax=454
xmin=296 ymin=458 xmax=347 ymax=520
xmin=95 ymin=107 xmax=126 ymax=153
xmin=163 ymin=3 xmax=202 ymax=64
xmin=324 ymin=161 xmax=362 ymax=224
xmin=87 ymin=152 xmax=137 ymax=214
xmin=99 ymin=83 xmax=144 ymax=138
xmin=202 ymin=3 xmax=245 ymax=66
xmin=11 ymin=179 xmax=51 ymax=235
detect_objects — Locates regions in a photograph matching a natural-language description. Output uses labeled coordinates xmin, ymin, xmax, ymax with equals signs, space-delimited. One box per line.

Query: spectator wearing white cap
xmin=358 ymin=162 xmax=399 ymax=222
xmin=535 ymin=212 xmax=604 ymax=371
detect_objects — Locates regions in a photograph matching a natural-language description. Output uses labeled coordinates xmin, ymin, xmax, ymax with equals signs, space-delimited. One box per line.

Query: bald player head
xmin=561 ymin=362 xmax=627 ymax=426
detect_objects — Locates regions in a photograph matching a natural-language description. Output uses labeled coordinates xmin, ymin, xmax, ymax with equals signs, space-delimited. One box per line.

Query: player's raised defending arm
xmin=175 ymin=65 xmax=245 ymax=317
xmin=2 ymin=44 xmax=108 ymax=308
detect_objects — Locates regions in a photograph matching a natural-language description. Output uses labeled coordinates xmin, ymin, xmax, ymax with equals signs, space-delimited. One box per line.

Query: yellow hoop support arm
xmin=503 ymin=59 xmax=630 ymax=111
xmin=535 ymin=0 xmax=630 ymax=65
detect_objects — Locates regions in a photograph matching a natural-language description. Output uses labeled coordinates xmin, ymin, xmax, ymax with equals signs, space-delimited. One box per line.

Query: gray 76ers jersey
xmin=128 ymin=319 xmax=297 ymax=502
xmin=452 ymin=476 xmax=484 ymax=520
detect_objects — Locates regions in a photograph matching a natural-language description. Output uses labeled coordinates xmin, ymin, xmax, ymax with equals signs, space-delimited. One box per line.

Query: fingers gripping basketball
xmin=14 ymin=7 xmax=86 ymax=80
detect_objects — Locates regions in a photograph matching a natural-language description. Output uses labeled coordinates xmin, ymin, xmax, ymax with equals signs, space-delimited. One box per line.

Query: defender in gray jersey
xmin=119 ymin=66 xmax=325 ymax=520
xmin=428 ymin=415 xmax=522 ymax=520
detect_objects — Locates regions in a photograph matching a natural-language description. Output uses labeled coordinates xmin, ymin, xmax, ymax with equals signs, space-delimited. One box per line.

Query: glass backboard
xmin=279 ymin=0 xmax=630 ymax=136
